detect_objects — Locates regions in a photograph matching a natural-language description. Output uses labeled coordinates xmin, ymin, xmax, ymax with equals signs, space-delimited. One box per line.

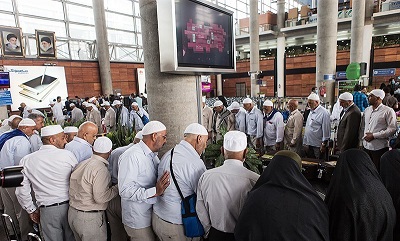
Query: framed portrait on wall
xmin=36 ymin=30 xmax=56 ymax=58
xmin=0 ymin=25 xmax=24 ymax=57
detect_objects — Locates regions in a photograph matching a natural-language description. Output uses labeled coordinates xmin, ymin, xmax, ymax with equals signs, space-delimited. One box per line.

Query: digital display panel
xmin=0 ymin=72 xmax=10 ymax=88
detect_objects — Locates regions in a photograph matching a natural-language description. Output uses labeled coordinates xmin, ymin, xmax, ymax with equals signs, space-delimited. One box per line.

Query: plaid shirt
xmin=353 ymin=91 xmax=369 ymax=112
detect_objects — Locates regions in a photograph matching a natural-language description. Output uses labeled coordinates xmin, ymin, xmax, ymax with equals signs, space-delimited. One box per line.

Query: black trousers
xmin=208 ymin=227 xmax=235 ymax=241
xmin=364 ymin=147 xmax=389 ymax=172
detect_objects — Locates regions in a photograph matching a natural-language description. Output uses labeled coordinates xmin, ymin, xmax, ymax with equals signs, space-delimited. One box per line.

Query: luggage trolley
xmin=1 ymin=213 xmax=21 ymax=241
xmin=27 ymin=233 xmax=42 ymax=241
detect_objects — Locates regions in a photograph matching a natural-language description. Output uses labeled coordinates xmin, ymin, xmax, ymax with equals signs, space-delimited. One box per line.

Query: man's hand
xmin=29 ymin=209 xmax=40 ymax=224
xmin=155 ymin=171 xmax=170 ymax=197
xmin=275 ymin=142 xmax=281 ymax=151
xmin=364 ymin=133 xmax=374 ymax=142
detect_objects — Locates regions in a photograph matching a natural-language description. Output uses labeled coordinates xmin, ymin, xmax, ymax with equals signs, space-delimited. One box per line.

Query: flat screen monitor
xmin=0 ymin=72 xmax=10 ymax=88
xmin=157 ymin=0 xmax=236 ymax=74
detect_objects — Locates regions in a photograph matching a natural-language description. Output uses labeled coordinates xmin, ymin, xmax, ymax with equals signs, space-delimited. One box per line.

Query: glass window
xmin=19 ymin=16 xmax=66 ymax=37
xmin=70 ymin=41 xmax=91 ymax=60
xmin=115 ymin=46 xmax=138 ymax=61
xmin=106 ymin=12 xmax=134 ymax=31
xmin=135 ymin=17 xmax=141 ymax=33
xmin=67 ymin=4 xmax=95 ymax=25
xmin=133 ymin=1 xmax=140 ymax=16
xmin=137 ymin=33 xmax=142 ymax=46
xmin=0 ymin=13 xmax=16 ymax=27
xmin=68 ymin=0 xmax=92 ymax=7
xmin=237 ymin=1 xmax=247 ymax=12
xmin=27 ymin=38 xmax=37 ymax=56
xmin=0 ymin=0 xmax=13 ymax=11
xmin=105 ymin=0 xmax=133 ymax=15
xmin=69 ymin=24 xmax=96 ymax=40
xmin=17 ymin=0 xmax=64 ymax=20
xmin=108 ymin=29 xmax=136 ymax=45
xmin=55 ymin=40 xmax=70 ymax=59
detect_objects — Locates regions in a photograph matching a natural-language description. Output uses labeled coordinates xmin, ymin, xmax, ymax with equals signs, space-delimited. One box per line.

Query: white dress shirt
xmin=118 ymin=141 xmax=158 ymax=229
xmin=71 ymin=107 xmax=84 ymax=124
xmin=0 ymin=135 xmax=31 ymax=169
xmin=246 ymin=106 xmax=264 ymax=138
xmin=235 ymin=110 xmax=246 ymax=133
xmin=196 ymin=159 xmax=259 ymax=235
xmin=119 ymin=106 xmax=130 ymax=127
xmin=108 ymin=143 xmax=133 ymax=184
xmin=65 ymin=136 xmax=93 ymax=163
xmin=22 ymin=107 xmax=30 ymax=118
xmin=362 ymin=104 xmax=397 ymax=150
xmin=303 ymin=105 xmax=331 ymax=147
xmin=52 ymin=102 xmax=64 ymax=121
xmin=29 ymin=131 xmax=43 ymax=152
xmin=129 ymin=108 xmax=149 ymax=131
xmin=15 ymin=145 xmax=78 ymax=213
xmin=153 ymin=140 xmax=206 ymax=224
xmin=263 ymin=111 xmax=284 ymax=146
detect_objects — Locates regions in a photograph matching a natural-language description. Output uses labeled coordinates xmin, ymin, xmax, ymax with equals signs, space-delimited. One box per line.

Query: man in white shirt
xmin=242 ymin=98 xmax=264 ymax=149
xmin=196 ymin=131 xmax=260 ymax=240
xmin=118 ymin=121 xmax=170 ymax=241
xmin=50 ymin=98 xmax=64 ymax=125
xmin=0 ymin=118 xmax=36 ymax=240
xmin=262 ymin=100 xmax=284 ymax=153
xmin=15 ymin=125 xmax=77 ymax=241
xmin=284 ymin=99 xmax=303 ymax=155
xmin=70 ymin=103 xmax=84 ymax=125
xmin=112 ymin=100 xmax=129 ymax=127
xmin=64 ymin=126 xmax=78 ymax=143
xmin=202 ymin=97 xmax=213 ymax=140
xmin=0 ymin=115 xmax=22 ymax=135
xmin=65 ymin=121 xmax=98 ymax=163
xmin=86 ymin=103 xmax=102 ymax=134
xmin=20 ymin=102 xmax=30 ymax=118
xmin=130 ymin=102 xmax=149 ymax=132
xmin=28 ymin=113 xmax=45 ymax=152
xmin=229 ymin=102 xmax=246 ymax=133
xmin=102 ymin=101 xmax=116 ymax=132
xmin=362 ymin=89 xmax=397 ymax=171
xmin=153 ymin=123 xmax=208 ymax=241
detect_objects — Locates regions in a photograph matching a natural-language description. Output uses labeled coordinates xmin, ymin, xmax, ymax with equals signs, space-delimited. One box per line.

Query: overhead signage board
xmin=373 ymin=68 xmax=396 ymax=76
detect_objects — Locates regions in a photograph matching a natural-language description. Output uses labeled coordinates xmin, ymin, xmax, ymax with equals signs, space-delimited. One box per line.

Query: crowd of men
xmin=0 ymin=83 xmax=399 ymax=241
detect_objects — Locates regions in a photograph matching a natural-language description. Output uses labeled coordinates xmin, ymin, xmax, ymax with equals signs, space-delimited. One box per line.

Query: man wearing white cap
xmin=28 ymin=112 xmax=45 ymax=152
xmin=284 ymin=99 xmax=304 ymax=155
xmin=229 ymin=101 xmax=246 ymax=133
xmin=65 ymin=121 xmax=98 ymax=163
xmin=303 ymin=93 xmax=330 ymax=159
xmin=262 ymin=100 xmax=284 ymax=152
xmin=196 ymin=131 xmax=260 ymax=240
xmin=242 ymin=98 xmax=264 ymax=149
xmin=102 ymin=101 xmax=116 ymax=132
xmin=106 ymin=131 xmax=143 ymax=241
xmin=336 ymin=92 xmax=361 ymax=152
xmin=361 ymin=89 xmax=397 ymax=171
xmin=50 ymin=98 xmax=65 ymax=125
xmin=152 ymin=123 xmax=208 ymax=241
xmin=20 ymin=102 xmax=30 ymax=118
xmin=212 ymin=100 xmax=235 ymax=142
xmin=86 ymin=103 xmax=103 ymax=134
xmin=64 ymin=126 xmax=79 ymax=143
xmin=130 ymin=102 xmax=149 ymax=132
xmin=202 ymin=96 xmax=213 ymax=139
xmin=119 ymin=121 xmax=170 ymax=241
xmin=112 ymin=100 xmax=129 ymax=127
xmin=16 ymin=125 xmax=77 ymax=241
xmin=69 ymin=137 xmax=119 ymax=241
xmin=0 ymin=115 xmax=22 ymax=135
xmin=70 ymin=102 xmax=84 ymax=124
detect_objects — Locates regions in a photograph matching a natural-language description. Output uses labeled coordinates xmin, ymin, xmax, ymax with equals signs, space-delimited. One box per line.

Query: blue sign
xmin=373 ymin=68 xmax=396 ymax=76
xmin=336 ymin=71 xmax=347 ymax=80
xmin=0 ymin=90 xmax=13 ymax=106
xmin=323 ymin=74 xmax=335 ymax=80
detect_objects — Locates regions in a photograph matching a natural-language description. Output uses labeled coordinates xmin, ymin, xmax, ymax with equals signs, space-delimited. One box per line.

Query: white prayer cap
xmin=202 ymin=96 xmax=206 ymax=103
xmin=49 ymin=100 xmax=55 ymax=105
xmin=64 ymin=126 xmax=78 ymax=133
xmin=69 ymin=103 xmax=75 ymax=107
xmin=213 ymin=100 xmax=223 ymax=107
xmin=18 ymin=118 xmax=36 ymax=127
xmin=223 ymin=131 xmax=247 ymax=152
xmin=308 ymin=93 xmax=320 ymax=101
xmin=112 ymin=100 xmax=122 ymax=106
xmin=243 ymin=98 xmax=253 ymax=104
xmin=101 ymin=101 xmax=110 ymax=106
xmin=230 ymin=101 xmax=240 ymax=110
xmin=131 ymin=102 xmax=138 ymax=106
xmin=142 ymin=121 xmax=167 ymax=135
xmin=370 ymin=89 xmax=385 ymax=100
xmin=41 ymin=125 xmax=64 ymax=137
xmin=184 ymin=123 xmax=208 ymax=136
xmin=93 ymin=136 xmax=113 ymax=153
xmin=86 ymin=103 xmax=95 ymax=109
xmin=82 ymin=101 xmax=88 ymax=107
xmin=135 ymin=131 xmax=143 ymax=140
xmin=263 ymin=100 xmax=273 ymax=107
xmin=8 ymin=115 xmax=22 ymax=122
xmin=88 ymin=97 xmax=96 ymax=103
xmin=339 ymin=92 xmax=353 ymax=101
xmin=26 ymin=106 xmax=32 ymax=111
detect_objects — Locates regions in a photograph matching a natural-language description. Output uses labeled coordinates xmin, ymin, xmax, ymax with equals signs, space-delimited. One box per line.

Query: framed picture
xmin=0 ymin=25 xmax=24 ymax=57
xmin=36 ymin=30 xmax=56 ymax=58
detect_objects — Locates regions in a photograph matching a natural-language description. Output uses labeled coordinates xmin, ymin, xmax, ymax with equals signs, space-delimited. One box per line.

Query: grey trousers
xmin=40 ymin=203 xmax=75 ymax=241
xmin=124 ymin=224 xmax=156 ymax=241
xmin=68 ymin=207 xmax=106 ymax=241
xmin=152 ymin=212 xmax=199 ymax=241
xmin=106 ymin=195 xmax=128 ymax=241
xmin=0 ymin=187 xmax=33 ymax=239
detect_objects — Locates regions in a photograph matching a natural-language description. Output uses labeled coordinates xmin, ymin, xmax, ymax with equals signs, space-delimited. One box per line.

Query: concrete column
xmin=216 ymin=74 xmax=223 ymax=96
xmin=362 ymin=0 xmax=375 ymax=82
xmin=316 ymin=0 xmax=339 ymax=107
xmin=139 ymin=0 xmax=198 ymax=154
xmin=350 ymin=0 xmax=366 ymax=63
xmin=92 ymin=0 xmax=113 ymax=96
xmin=249 ymin=0 xmax=259 ymax=96
xmin=277 ymin=0 xmax=285 ymax=30
xmin=276 ymin=0 xmax=285 ymax=98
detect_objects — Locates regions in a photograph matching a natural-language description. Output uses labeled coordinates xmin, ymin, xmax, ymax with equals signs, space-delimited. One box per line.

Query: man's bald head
xmin=287 ymin=99 xmax=298 ymax=112
xmin=78 ymin=121 xmax=98 ymax=145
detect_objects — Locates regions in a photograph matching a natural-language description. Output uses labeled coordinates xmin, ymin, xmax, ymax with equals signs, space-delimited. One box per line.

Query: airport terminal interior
xmin=1 ymin=0 xmax=400 ymax=240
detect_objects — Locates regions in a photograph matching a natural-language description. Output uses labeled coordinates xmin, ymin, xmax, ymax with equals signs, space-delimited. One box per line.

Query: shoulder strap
xmin=169 ymin=148 xmax=185 ymax=201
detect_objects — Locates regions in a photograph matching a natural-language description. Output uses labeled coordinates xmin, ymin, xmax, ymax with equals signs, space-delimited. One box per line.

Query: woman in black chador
xmin=234 ymin=151 xmax=329 ymax=241
xmin=325 ymin=149 xmax=395 ymax=241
